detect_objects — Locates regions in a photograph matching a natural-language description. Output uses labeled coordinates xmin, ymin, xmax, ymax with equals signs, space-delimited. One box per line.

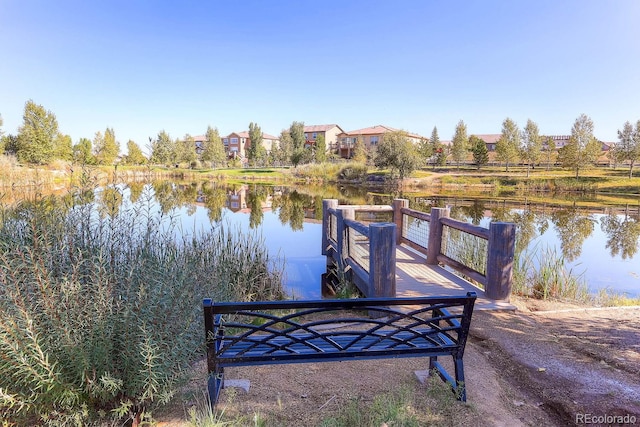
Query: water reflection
xmin=12 ymin=179 xmax=638 ymax=297
xmin=601 ymin=208 xmax=640 ymax=259
xmin=550 ymin=208 xmax=596 ymax=262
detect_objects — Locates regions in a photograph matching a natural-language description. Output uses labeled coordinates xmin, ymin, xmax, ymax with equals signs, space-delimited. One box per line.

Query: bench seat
xmin=204 ymin=293 xmax=476 ymax=406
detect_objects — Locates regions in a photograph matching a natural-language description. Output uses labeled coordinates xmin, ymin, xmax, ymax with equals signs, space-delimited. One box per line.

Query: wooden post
xmin=322 ymin=199 xmax=338 ymax=256
xmin=392 ymin=199 xmax=409 ymax=245
xmin=426 ymin=207 xmax=450 ymax=265
xmin=369 ymin=223 xmax=397 ymax=297
xmin=485 ymin=222 xmax=516 ymax=300
xmin=336 ymin=208 xmax=354 ymax=266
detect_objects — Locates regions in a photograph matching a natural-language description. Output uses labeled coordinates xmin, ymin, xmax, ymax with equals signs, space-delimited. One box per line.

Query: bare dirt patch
xmin=157 ymin=297 xmax=640 ymax=426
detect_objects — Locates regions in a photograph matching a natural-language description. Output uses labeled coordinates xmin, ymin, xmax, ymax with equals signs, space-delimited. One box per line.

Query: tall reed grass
xmin=0 ymin=184 xmax=284 ymax=425
xmin=513 ymin=244 xmax=590 ymax=302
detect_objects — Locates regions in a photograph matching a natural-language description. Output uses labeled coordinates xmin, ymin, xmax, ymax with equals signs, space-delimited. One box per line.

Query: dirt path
xmin=158 ymin=298 xmax=640 ymax=426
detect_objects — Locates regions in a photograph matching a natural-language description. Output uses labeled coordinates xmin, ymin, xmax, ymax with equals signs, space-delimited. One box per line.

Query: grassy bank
xmin=0 ymin=185 xmax=284 ymax=426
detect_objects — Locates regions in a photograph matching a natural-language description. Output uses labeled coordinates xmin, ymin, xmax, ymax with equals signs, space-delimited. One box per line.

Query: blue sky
xmin=1 ymin=1 xmax=639 ymax=153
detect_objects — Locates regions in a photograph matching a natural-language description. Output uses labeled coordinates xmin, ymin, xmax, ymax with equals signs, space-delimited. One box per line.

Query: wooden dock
xmin=322 ymin=199 xmax=518 ymax=311
xmin=395 ymin=245 xmax=516 ymax=311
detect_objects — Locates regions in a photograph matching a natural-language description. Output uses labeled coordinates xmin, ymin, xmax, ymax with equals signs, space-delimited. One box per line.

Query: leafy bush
xmin=338 ymin=163 xmax=368 ymax=181
xmin=0 ymin=185 xmax=284 ymax=425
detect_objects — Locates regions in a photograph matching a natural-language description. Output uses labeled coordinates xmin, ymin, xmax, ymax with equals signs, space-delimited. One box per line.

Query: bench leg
xmin=207 ymin=366 xmax=224 ymax=407
xmin=454 ymin=356 xmax=466 ymax=402
xmin=429 ymin=355 xmax=437 ymax=372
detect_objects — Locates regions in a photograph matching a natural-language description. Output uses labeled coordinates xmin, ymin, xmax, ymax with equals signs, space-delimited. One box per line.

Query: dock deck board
xmin=395 ymin=245 xmax=516 ymax=311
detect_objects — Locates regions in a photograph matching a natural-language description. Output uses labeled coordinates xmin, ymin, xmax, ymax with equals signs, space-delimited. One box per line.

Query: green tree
xmin=496 ymin=118 xmax=520 ymax=172
xmin=520 ymin=119 xmax=543 ymax=177
xmin=2 ymin=134 xmax=19 ymax=156
xmin=314 ymin=133 xmax=327 ymax=163
xmin=202 ymin=125 xmax=226 ymax=167
xmin=55 ymin=134 xmax=73 ymax=161
xmin=275 ymin=129 xmax=292 ymax=166
xmin=429 ymin=127 xmax=447 ymax=168
xmin=248 ymin=122 xmax=266 ymax=166
xmin=177 ymin=134 xmax=197 ymax=166
xmin=288 ymin=121 xmax=307 ymax=167
xmin=374 ymin=130 xmax=419 ymax=180
xmin=73 ymin=138 xmax=95 ymax=165
xmin=543 ymin=136 xmax=556 ymax=170
xmin=450 ymin=120 xmax=468 ymax=168
xmin=469 ymin=135 xmax=488 ymax=169
xmin=16 ymin=100 xmax=60 ymax=164
xmin=94 ymin=127 xmax=120 ymax=165
xmin=558 ymin=114 xmax=601 ymax=178
xmin=290 ymin=121 xmax=305 ymax=152
xmin=150 ymin=130 xmax=174 ymax=165
xmin=616 ymin=120 xmax=640 ymax=178
xmin=125 ymin=140 xmax=147 ymax=165
xmin=352 ymin=135 xmax=368 ymax=164
xmin=417 ymin=137 xmax=433 ymax=167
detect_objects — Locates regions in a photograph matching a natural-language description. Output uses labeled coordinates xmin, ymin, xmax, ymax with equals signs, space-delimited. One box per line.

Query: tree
xmin=520 ymin=119 xmax=543 ymax=177
xmin=248 ymin=122 xmax=266 ymax=166
xmin=275 ymin=129 xmax=293 ymax=166
xmin=374 ymin=130 xmax=420 ymax=180
xmin=352 ymin=135 xmax=367 ymax=164
xmin=289 ymin=121 xmax=307 ymax=167
xmin=125 ymin=140 xmax=147 ymax=165
xmin=470 ymin=135 xmax=488 ymax=169
xmin=94 ymin=127 xmax=120 ymax=165
xmin=17 ymin=100 xmax=60 ymax=164
xmin=429 ymin=127 xmax=447 ymax=168
xmin=558 ymin=114 xmax=601 ymax=178
xmin=202 ymin=126 xmax=226 ymax=167
xmin=92 ymin=131 xmax=105 ymax=163
xmin=450 ymin=120 xmax=468 ymax=168
xmin=289 ymin=121 xmax=306 ymax=152
xmin=2 ymin=134 xmax=19 ymax=156
xmin=150 ymin=130 xmax=174 ymax=165
xmin=55 ymin=134 xmax=73 ymax=161
xmin=176 ymin=134 xmax=197 ymax=165
xmin=416 ymin=137 xmax=433 ymax=167
xmin=73 ymin=138 xmax=95 ymax=165
xmin=542 ymin=136 xmax=556 ymax=170
xmin=616 ymin=120 xmax=640 ymax=178
xmin=314 ymin=134 xmax=327 ymax=163
xmin=496 ymin=118 xmax=520 ymax=172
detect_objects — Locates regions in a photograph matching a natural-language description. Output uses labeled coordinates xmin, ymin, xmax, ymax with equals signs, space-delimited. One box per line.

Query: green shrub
xmin=0 ymin=185 xmax=284 ymax=425
xmin=513 ymin=244 xmax=589 ymax=301
xmin=338 ymin=163 xmax=368 ymax=181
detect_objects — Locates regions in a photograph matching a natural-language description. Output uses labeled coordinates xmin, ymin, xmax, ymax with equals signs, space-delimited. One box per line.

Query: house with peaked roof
xmin=336 ymin=125 xmax=426 ymax=158
xmin=221 ymin=131 xmax=279 ymax=160
xmin=303 ymin=124 xmax=345 ymax=152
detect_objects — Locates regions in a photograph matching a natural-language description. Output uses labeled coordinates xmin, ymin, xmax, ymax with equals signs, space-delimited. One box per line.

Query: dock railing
xmin=323 ymin=199 xmax=515 ymax=300
xmin=322 ymin=200 xmax=396 ymax=298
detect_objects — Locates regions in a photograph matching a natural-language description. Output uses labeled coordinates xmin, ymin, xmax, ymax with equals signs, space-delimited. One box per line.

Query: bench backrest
xmin=204 ymin=293 xmax=476 ymax=366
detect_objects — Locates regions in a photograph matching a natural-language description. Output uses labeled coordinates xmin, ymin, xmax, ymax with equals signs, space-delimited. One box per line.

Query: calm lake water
xmin=98 ymin=181 xmax=640 ymax=299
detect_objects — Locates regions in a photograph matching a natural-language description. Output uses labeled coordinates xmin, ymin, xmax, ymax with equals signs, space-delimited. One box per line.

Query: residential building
xmin=221 ymin=131 xmax=279 ymax=160
xmin=303 ymin=124 xmax=345 ymax=152
xmin=336 ymin=125 xmax=426 ymax=158
xmin=193 ymin=135 xmax=206 ymax=155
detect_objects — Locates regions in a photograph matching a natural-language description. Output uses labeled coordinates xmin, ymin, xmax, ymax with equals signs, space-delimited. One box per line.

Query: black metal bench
xmin=203 ymin=292 xmax=476 ymax=406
